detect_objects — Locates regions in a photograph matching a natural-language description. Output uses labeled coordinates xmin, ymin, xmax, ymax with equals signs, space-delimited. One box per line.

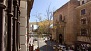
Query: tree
xmin=34 ymin=6 xmax=54 ymax=35
xmin=38 ymin=20 xmax=53 ymax=34
xmin=45 ymin=6 xmax=53 ymax=34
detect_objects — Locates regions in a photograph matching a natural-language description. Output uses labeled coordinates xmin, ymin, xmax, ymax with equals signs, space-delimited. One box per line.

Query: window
xmin=81 ymin=9 xmax=85 ymax=15
xmin=81 ymin=28 xmax=87 ymax=36
xmin=82 ymin=1 xmax=85 ymax=4
xmin=81 ymin=18 xmax=86 ymax=24
xmin=59 ymin=14 xmax=62 ymax=21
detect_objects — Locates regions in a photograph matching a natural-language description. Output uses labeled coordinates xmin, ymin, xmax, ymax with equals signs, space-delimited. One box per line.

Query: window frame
xmin=80 ymin=18 xmax=87 ymax=25
xmin=80 ymin=28 xmax=88 ymax=36
xmin=82 ymin=1 xmax=85 ymax=4
xmin=59 ymin=14 xmax=62 ymax=21
xmin=81 ymin=9 xmax=86 ymax=15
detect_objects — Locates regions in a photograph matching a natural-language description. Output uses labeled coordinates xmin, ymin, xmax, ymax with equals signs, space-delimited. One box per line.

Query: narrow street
xmin=33 ymin=38 xmax=55 ymax=51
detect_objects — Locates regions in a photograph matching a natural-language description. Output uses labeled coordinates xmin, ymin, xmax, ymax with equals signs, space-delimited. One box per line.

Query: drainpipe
xmin=0 ymin=1 xmax=6 ymax=51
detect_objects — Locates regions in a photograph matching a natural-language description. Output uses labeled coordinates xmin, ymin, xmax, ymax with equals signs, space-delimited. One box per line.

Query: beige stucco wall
xmin=76 ymin=1 xmax=91 ymax=43
xmin=54 ymin=0 xmax=91 ymax=45
xmin=20 ymin=1 xmax=27 ymax=51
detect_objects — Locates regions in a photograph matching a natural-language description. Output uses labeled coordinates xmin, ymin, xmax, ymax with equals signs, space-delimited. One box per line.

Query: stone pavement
xmin=39 ymin=39 xmax=55 ymax=51
xmin=33 ymin=38 xmax=66 ymax=51
xmin=33 ymin=38 xmax=55 ymax=51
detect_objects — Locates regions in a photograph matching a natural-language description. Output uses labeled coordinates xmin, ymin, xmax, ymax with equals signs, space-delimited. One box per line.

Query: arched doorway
xmin=59 ymin=34 xmax=62 ymax=44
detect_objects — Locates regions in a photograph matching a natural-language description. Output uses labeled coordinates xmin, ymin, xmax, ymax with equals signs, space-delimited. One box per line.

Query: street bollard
xmin=35 ymin=49 xmax=39 ymax=51
xmin=35 ymin=47 xmax=40 ymax=51
xmin=29 ymin=45 xmax=33 ymax=51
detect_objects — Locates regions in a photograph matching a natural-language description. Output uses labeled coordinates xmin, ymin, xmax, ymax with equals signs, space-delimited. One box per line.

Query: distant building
xmin=29 ymin=22 xmax=38 ymax=33
xmin=53 ymin=0 xmax=91 ymax=47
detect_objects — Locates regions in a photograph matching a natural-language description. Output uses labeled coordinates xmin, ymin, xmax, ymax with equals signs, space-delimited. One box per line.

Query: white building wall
xmin=20 ymin=1 xmax=27 ymax=51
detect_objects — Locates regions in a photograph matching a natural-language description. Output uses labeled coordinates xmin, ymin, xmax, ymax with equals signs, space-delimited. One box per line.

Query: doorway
xmin=59 ymin=34 xmax=62 ymax=44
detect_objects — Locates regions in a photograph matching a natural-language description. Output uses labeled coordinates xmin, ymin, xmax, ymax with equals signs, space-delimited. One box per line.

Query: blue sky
xmin=30 ymin=0 xmax=70 ymax=22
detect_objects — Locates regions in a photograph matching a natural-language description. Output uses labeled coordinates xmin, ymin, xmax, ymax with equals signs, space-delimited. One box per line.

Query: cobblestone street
xmin=33 ymin=38 xmax=55 ymax=51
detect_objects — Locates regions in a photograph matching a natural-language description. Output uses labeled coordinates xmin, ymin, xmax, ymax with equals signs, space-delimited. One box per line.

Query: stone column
xmin=0 ymin=0 xmax=6 ymax=51
xmin=7 ymin=0 xmax=13 ymax=51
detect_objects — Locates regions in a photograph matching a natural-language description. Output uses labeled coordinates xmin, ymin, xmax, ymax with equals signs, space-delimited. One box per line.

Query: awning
xmin=75 ymin=41 xmax=91 ymax=44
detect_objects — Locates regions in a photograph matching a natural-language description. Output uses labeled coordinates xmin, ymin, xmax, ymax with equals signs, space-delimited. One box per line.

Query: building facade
xmin=75 ymin=0 xmax=91 ymax=50
xmin=53 ymin=0 xmax=91 ymax=47
xmin=53 ymin=0 xmax=79 ymax=45
xmin=0 ymin=0 xmax=21 ymax=51
xmin=0 ymin=0 xmax=34 ymax=51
